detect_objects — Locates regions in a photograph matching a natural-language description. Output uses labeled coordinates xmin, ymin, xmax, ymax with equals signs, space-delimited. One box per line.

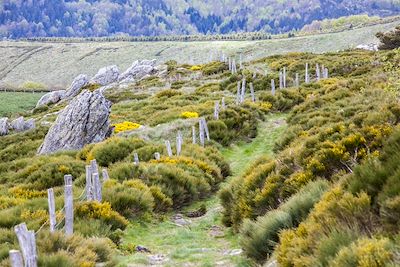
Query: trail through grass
xmin=118 ymin=114 xmax=287 ymax=266
xmin=0 ymin=92 xmax=44 ymax=116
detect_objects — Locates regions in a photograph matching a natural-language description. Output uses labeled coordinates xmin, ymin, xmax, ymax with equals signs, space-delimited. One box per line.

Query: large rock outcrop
xmin=36 ymin=90 xmax=66 ymax=107
xmin=0 ymin=118 xmax=9 ymax=136
xmin=38 ymin=90 xmax=111 ymax=154
xmin=64 ymin=74 xmax=89 ymax=99
xmin=90 ymin=65 xmax=120 ymax=86
xmin=118 ymin=60 xmax=157 ymax=84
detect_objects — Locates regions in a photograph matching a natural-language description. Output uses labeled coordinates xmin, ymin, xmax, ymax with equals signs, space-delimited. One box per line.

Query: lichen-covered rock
xmin=38 ymin=90 xmax=111 ymax=154
xmin=90 ymin=65 xmax=120 ymax=86
xmin=119 ymin=60 xmax=157 ymax=84
xmin=64 ymin=74 xmax=89 ymax=99
xmin=36 ymin=90 xmax=66 ymax=107
xmin=10 ymin=116 xmax=35 ymax=132
xmin=0 ymin=117 xmax=9 ymax=136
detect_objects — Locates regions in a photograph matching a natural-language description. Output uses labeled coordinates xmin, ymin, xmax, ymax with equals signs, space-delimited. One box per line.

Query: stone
xmin=356 ymin=44 xmax=379 ymax=51
xmin=10 ymin=117 xmax=35 ymax=133
xmin=0 ymin=117 xmax=9 ymax=136
xmin=118 ymin=59 xmax=157 ymax=84
xmin=37 ymin=90 xmax=111 ymax=155
xmin=64 ymin=74 xmax=89 ymax=99
xmin=90 ymin=65 xmax=119 ymax=86
xmin=36 ymin=90 xmax=66 ymax=107
xmin=24 ymin=118 xmax=35 ymax=131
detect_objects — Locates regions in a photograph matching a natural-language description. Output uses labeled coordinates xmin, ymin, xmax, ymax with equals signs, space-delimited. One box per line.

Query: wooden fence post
xmin=85 ymin=165 xmax=93 ymax=201
xmin=92 ymin=172 xmax=102 ymax=202
xmin=279 ymin=71 xmax=283 ymax=89
xmin=214 ymin=101 xmax=220 ymax=120
xmin=199 ymin=120 xmax=205 ymax=147
xmin=47 ymin=188 xmax=56 ymax=233
xmin=165 ymin=140 xmax=173 ymax=157
xmin=283 ymin=67 xmax=287 ymax=88
xmin=271 ymin=79 xmax=276 ymax=95
xmin=221 ymin=97 xmax=226 ymax=109
xmin=316 ymin=63 xmax=320 ymax=81
xmin=64 ymin=182 xmax=73 ymax=236
xmin=14 ymin=223 xmax=37 ymax=267
xmin=102 ymin=168 xmax=109 ymax=181
xmin=250 ymin=83 xmax=255 ymax=102
xmin=9 ymin=250 xmax=23 ymax=267
xmin=305 ymin=63 xmax=310 ymax=83
xmin=90 ymin=159 xmax=99 ymax=177
xmin=240 ymin=78 xmax=246 ymax=103
xmin=133 ymin=152 xmax=139 ymax=165
xmin=201 ymin=118 xmax=210 ymax=141
xmin=192 ymin=126 xmax=196 ymax=144
xmin=176 ymin=131 xmax=183 ymax=156
xmin=295 ymin=73 xmax=299 ymax=88
xmin=240 ymin=53 xmax=243 ymax=69
xmin=154 ymin=152 xmax=161 ymax=160
xmin=236 ymin=81 xmax=241 ymax=105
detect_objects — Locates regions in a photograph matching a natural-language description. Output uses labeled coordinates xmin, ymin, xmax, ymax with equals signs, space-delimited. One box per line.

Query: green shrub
xmin=202 ymin=61 xmax=227 ymax=75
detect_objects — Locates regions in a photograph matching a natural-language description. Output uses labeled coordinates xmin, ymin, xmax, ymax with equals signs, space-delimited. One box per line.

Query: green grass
xmin=117 ymin=114 xmax=287 ymax=266
xmin=0 ymin=19 xmax=398 ymax=89
xmin=0 ymin=92 xmax=44 ymax=116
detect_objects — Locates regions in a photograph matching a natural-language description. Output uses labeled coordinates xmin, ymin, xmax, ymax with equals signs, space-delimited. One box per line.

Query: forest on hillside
xmin=1 ymin=0 xmax=400 ymax=38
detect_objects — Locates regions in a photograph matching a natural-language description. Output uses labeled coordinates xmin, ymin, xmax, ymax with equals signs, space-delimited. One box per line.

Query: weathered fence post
xmin=305 ymin=63 xmax=310 ymax=83
xmin=154 ymin=152 xmax=161 ymax=160
xmin=192 ymin=126 xmax=196 ymax=144
xmin=199 ymin=120 xmax=205 ymax=147
xmin=283 ymin=67 xmax=287 ymax=88
xmin=214 ymin=101 xmax=220 ymax=120
xmin=232 ymin=59 xmax=237 ymax=74
xmin=295 ymin=73 xmax=299 ymax=88
xmin=201 ymin=117 xmax=210 ymax=141
xmin=9 ymin=250 xmax=23 ymax=267
xmin=250 ymin=82 xmax=255 ymax=102
xmin=316 ymin=63 xmax=320 ymax=81
xmin=228 ymin=57 xmax=232 ymax=71
xmin=240 ymin=78 xmax=246 ymax=103
xmin=93 ymin=172 xmax=101 ymax=202
xmin=14 ymin=223 xmax=37 ymax=267
xmin=64 ymin=177 xmax=73 ymax=236
xmin=85 ymin=165 xmax=93 ymax=201
xmin=90 ymin=160 xmax=99 ymax=177
xmin=271 ymin=79 xmax=276 ymax=95
xmin=236 ymin=81 xmax=241 ymax=105
xmin=47 ymin=188 xmax=56 ymax=233
xmin=165 ymin=140 xmax=173 ymax=157
xmin=279 ymin=71 xmax=283 ymax=89
xmin=221 ymin=97 xmax=226 ymax=109
xmin=240 ymin=53 xmax=243 ymax=69
xmin=133 ymin=152 xmax=139 ymax=165
xmin=323 ymin=68 xmax=329 ymax=79
xmin=102 ymin=168 xmax=109 ymax=182
xmin=176 ymin=131 xmax=183 ymax=156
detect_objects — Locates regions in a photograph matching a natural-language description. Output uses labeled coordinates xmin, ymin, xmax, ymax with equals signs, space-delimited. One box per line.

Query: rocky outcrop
xmin=38 ymin=90 xmax=111 ymax=155
xmin=356 ymin=44 xmax=379 ymax=51
xmin=90 ymin=65 xmax=120 ymax=86
xmin=36 ymin=90 xmax=66 ymax=107
xmin=64 ymin=74 xmax=89 ymax=99
xmin=0 ymin=118 xmax=9 ymax=136
xmin=11 ymin=117 xmax=35 ymax=132
xmin=118 ymin=60 xmax=157 ymax=84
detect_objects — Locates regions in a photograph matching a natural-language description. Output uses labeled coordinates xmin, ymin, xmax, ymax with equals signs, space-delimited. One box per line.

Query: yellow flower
xmin=181 ymin=111 xmax=199 ymax=119
xmin=113 ymin=121 xmax=141 ymax=134
xmin=190 ymin=65 xmax=202 ymax=71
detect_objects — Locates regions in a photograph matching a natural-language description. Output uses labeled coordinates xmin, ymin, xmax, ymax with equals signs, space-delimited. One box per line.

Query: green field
xmin=0 ymin=92 xmax=44 ymax=116
xmin=0 ymin=19 xmax=398 ymax=89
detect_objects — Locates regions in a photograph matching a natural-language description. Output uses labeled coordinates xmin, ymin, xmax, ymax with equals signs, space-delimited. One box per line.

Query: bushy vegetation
xmin=377 ymin=25 xmax=400 ymax=50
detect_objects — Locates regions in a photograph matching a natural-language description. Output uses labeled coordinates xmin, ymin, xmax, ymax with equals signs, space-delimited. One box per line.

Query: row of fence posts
xmin=10 ymin=159 xmax=108 ymax=267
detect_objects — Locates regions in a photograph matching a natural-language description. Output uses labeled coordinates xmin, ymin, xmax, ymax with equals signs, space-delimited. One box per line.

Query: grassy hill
xmin=0 ymin=19 xmax=399 ymax=90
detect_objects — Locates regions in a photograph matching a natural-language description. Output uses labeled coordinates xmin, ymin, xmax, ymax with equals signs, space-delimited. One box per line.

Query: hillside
xmin=0 ymin=18 xmax=399 ymax=90
xmin=0 ymin=30 xmax=400 ymax=266
xmin=1 ymin=0 xmax=400 ymax=38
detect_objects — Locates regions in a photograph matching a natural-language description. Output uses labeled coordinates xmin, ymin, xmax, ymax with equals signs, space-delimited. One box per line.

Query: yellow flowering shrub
xmin=9 ymin=186 xmax=47 ymax=199
xmin=190 ymin=65 xmax=202 ymax=71
xmin=21 ymin=209 xmax=48 ymax=224
xmin=113 ymin=121 xmax=141 ymax=134
xmin=0 ymin=196 xmax=25 ymax=209
xmin=181 ymin=111 xmax=199 ymax=119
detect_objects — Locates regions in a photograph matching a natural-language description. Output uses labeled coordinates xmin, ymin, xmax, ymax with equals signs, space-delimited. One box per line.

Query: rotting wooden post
xmin=232 ymin=59 xmax=237 ymax=74
xmin=14 ymin=223 xmax=38 ymax=267
xmin=236 ymin=81 xmax=241 ymax=105
xmin=192 ymin=126 xmax=196 ymax=144
xmin=283 ymin=67 xmax=287 ymax=88
xmin=64 ymin=174 xmax=72 ymax=186
xmin=279 ymin=71 xmax=283 ymax=89
xmin=241 ymin=78 xmax=246 ymax=103
xmin=102 ymin=168 xmax=109 ymax=182
xmin=323 ymin=68 xmax=329 ymax=79
xmin=271 ymin=79 xmax=276 ymax=95
xmin=214 ymin=101 xmax=220 ymax=120
xmin=316 ymin=63 xmax=320 ymax=81
xmin=201 ymin=118 xmax=210 ymax=141
xmin=9 ymin=250 xmax=23 ymax=267
xmin=199 ymin=119 xmax=205 ymax=147
xmin=165 ymin=140 xmax=173 ymax=157
xmin=92 ymin=172 xmax=102 ymax=202
xmin=154 ymin=152 xmax=161 ymax=160
xmin=228 ymin=57 xmax=232 ymax=71
xmin=250 ymin=83 xmax=256 ymax=102
xmin=221 ymin=97 xmax=226 ymax=109
xmin=47 ymin=188 xmax=56 ymax=233
xmin=176 ymin=131 xmax=183 ymax=156
xmin=85 ymin=165 xmax=93 ymax=201
xmin=295 ymin=73 xmax=299 ymax=88
xmin=133 ymin=152 xmax=139 ymax=165
xmin=305 ymin=63 xmax=310 ymax=83
xmin=90 ymin=159 xmax=99 ymax=177
xmin=64 ymin=183 xmax=73 ymax=236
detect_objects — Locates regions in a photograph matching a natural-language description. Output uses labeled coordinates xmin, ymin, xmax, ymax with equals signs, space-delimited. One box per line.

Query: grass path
xmin=118 ymin=114 xmax=287 ymax=266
